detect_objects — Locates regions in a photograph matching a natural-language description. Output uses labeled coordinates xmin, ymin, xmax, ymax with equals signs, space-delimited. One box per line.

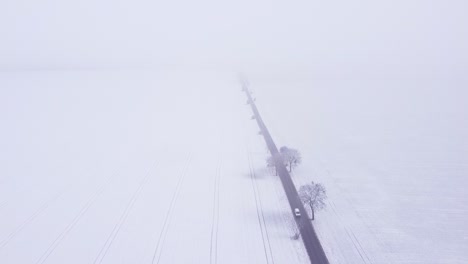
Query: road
xmin=242 ymin=82 xmax=330 ymax=264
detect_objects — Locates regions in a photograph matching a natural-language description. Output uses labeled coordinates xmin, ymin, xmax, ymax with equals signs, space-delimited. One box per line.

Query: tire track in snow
xmin=247 ymin=149 xmax=275 ymax=264
xmin=151 ymin=152 xmax=192 ymax=264
xmin=328 ymin=201 xmax=372 ymax=264
xmin=318 ymin=158 xmax=375 ymax=263
xmin=93 ymin=161 xmax=158 ymax=264
xmin=35 ymin=173 xmax=116 ymax=264
xmin=0 ymin=188 xmax=67 ymax=251
xmin=209 ymin=157 xmax=222 ymax=264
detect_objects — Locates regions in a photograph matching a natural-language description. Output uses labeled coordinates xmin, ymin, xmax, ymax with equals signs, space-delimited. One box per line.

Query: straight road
xmin=242 ymin=82 xmax=329 ymax=264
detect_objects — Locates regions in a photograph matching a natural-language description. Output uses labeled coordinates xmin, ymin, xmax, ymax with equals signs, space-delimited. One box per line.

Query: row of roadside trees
xmin=266 ymin=146 xmax=327 ymax=223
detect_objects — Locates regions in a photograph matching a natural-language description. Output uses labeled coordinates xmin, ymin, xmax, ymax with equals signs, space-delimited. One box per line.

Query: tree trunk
xmin=309 ymin=204 xmax=315 ymax=220
xmin=288 ymin=162 xmax=292 ymax=172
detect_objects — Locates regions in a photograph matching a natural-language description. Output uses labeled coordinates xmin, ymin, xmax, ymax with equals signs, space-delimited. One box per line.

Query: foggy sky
xmin=1 ymin=0 xmax=467 ymax=78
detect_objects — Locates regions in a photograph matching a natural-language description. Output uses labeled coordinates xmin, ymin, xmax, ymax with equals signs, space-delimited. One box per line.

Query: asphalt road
xmin=242 ymin=84 xmax=329 ymax=264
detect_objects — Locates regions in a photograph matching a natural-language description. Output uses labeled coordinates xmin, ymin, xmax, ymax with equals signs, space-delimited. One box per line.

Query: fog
xmin=1 ymin=1 xmax=468 ymax=263
xmin=1 ymin=0 xmax=467 ymax=79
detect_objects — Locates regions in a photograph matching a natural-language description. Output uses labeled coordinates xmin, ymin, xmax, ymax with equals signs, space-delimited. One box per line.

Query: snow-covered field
xmin=2 ymin=70 xmax=467 ymax=264
xmin=252 ymin=77 xmax=468 ymax=264
xmin=0 ymin=70 xmax=308 ymax=264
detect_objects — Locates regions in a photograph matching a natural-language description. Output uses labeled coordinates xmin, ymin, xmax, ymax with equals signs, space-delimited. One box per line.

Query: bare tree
xmin=279 ymin=146 xmax=302 ymax=172
xmin=299 ymin=181 xmax=327 ymax=220
xmin=266 ymin=156 xmax=277 ymax=175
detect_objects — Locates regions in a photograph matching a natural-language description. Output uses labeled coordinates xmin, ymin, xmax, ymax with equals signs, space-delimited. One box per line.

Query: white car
xmin=294 ymin=208 xmax=301 ymax=217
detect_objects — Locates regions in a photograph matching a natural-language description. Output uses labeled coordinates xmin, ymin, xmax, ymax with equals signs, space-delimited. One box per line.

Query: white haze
xmin=1 ymin=0 xmax=467 ymax=79
xmin=1 ymin=0 xmax=468 ymax=263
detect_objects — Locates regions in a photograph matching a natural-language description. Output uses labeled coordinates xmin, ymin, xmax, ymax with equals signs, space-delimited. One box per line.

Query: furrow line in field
xmin=93 ymin=161 xmax=158 ymax=264
xmin=151 ymin=152 xmax=193 ymax=264
xmin=0 ymin=188 xmax=67 ymax=251
xmin=209 ymin=157 xmax=222 ymax=264
xmin=247 ymin=150 xmax=274 ymax=264
xmin=252 ymin=155 xmax=275 ymax=264
xmin=35 ymin=173 xmax=116 ymax=264
xmin=329 ymin=201 xmax=371 ymax=264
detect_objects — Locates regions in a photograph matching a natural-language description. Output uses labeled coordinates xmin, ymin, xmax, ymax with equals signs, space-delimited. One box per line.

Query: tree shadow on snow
xmin=252 ymin=208 xmax=301 ymax=240
xmin=242 ymin=166 xmax=275 ymax=180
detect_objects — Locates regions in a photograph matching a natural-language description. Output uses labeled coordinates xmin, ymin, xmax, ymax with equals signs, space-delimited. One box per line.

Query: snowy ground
xmin=252 ymin=77 xmax=468 ymax=264
xmin=0 ymin=70 xmax=308 ymax=264
xmin=2 ymin=70 xmax=466 ymax=264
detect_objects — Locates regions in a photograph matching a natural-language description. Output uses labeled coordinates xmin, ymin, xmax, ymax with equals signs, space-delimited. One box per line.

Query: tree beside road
xmin=267 ymin=146 xmax=302 ymax=175
xmin=299 ymin=182 xmax=327 ymax=220
xmin=279 ymin=146 xmax=301 ymax=173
